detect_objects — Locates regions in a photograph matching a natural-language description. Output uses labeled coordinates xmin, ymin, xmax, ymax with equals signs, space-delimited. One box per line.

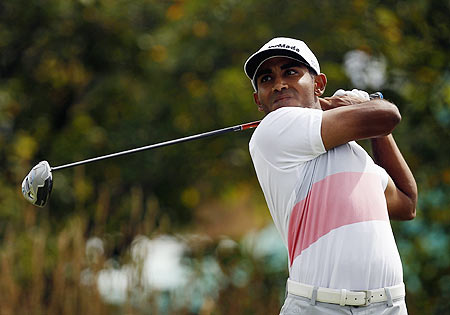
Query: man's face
xmin=253 ymin=57 xmax=324 ymax=114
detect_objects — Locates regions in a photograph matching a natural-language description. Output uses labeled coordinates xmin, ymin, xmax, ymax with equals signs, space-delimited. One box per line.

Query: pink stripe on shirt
xmin=288 ymin=172 xmax=389 ymax=266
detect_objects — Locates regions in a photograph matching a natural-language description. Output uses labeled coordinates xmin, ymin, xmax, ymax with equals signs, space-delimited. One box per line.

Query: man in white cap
xmin=244 ymin=37 xmax=417 ymax=314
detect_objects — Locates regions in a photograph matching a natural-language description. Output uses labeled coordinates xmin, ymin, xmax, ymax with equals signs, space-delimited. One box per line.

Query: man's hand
xmin=320 ymin=89 xmax=370 ymax=111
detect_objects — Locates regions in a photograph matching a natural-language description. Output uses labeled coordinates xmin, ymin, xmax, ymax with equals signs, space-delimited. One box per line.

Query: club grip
xmin=369 ymin=92 xmax=383 ymax=99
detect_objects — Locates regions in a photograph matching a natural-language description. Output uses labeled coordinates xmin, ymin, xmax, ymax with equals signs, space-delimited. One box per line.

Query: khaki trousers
xmin=280 ymin=293 xmax=407 ymax=315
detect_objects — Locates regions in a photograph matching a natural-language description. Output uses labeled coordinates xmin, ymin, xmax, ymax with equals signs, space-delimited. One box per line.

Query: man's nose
xmin=272 ymin=76 xmax=288 ymax=92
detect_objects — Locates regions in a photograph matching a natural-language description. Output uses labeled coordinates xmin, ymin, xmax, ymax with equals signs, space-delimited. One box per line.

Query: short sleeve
xmin=249 ymin=107 xmax=326 ymax=170
xmin=374 ymin=164 xmax=389 ymax=191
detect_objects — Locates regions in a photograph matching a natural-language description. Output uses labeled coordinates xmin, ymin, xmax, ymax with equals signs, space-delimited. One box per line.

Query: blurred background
xmin=0 ymin=0 xmax=449 ymax=314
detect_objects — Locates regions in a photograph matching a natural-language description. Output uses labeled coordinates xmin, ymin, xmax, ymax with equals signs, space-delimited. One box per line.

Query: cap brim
xmin=244 ymin=48 xmax=313 ymax=81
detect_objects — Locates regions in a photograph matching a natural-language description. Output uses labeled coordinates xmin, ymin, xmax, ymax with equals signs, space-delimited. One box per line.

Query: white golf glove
xmin=22 ymin=161 xmax=53 ymax=207
xmin=332 ymin=89 xmax=370 ymax=101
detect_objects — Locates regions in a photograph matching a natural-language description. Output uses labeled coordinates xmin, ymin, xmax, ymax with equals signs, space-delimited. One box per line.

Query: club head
xmin=22 ymin=161 xmax=53 ymax=207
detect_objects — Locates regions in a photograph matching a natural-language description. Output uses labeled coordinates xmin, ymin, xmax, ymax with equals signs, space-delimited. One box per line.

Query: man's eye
xmin=260 ymin=75 xmax=271 ymax=83
xmin=286 ymin=69 xmax=297 ymax=75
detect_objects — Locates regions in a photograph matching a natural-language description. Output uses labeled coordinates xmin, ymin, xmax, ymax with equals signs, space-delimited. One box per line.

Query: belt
xmin=287 ymin=279 xmax=405 ymax=306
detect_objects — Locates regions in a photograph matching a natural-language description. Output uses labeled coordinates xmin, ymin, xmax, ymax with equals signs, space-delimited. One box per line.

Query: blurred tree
xmin=0 ymin=0 xmax=448 ymax=314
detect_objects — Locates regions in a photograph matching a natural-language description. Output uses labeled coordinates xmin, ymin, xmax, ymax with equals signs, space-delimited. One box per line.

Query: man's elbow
xmin=383 ymin=104 xmax=402 ymax=135
xmin=367 ymin=101 xmax=401 ymax=137
xmin=389 ymin=195 xmax=417 ymax=221
xmin=404 ymin=207 xmax=416 ymax=220
xmin=399 ymin=200 xmax=417 ymax=221
xmin=390 ymin=207 xmax=416 ymax=221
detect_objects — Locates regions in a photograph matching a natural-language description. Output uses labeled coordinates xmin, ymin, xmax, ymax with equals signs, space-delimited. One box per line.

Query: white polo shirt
xmin=249 ymin=107 xmax=403 ymax=290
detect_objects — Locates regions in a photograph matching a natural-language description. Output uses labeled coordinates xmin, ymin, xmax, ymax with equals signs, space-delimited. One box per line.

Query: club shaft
xmin=50 ymin=93 xmax=382 ymax=172
xmin=51 ymin=121 xmax=261 ymax=171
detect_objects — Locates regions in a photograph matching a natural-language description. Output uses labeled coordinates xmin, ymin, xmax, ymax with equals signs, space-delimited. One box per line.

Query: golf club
xmin=22 ymin=120 xmax=261 ymax=207
xmin=21 ymin=92 xmax=383 ymax=207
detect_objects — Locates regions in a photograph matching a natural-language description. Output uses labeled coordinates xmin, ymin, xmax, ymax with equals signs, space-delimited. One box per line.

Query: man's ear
xmin=253 ymin=92 xmax=264 ymax=112
xmin=314 ymin=73 xmax=327 ymax=96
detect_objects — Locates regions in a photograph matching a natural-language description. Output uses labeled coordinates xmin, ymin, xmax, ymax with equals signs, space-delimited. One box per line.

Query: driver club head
xmin=22 ymin=161 xmax=53 ymax=207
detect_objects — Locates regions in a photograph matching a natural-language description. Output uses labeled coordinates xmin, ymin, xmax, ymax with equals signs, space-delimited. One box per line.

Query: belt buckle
xmin=363 ymin=290 xmax=373 ymax=306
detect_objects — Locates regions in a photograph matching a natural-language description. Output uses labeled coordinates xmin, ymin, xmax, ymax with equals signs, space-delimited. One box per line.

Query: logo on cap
xmin=267 ymin=43 xmax=302 ymax=53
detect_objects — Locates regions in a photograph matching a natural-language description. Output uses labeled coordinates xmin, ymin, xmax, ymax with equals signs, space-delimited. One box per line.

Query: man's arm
xmin=320 ymin=98 xmax=401 ymax=150
xmin=372 ymin=135 xmax=417 ymax=220
xmin=320 ymin=93 xmax=417 ymax=220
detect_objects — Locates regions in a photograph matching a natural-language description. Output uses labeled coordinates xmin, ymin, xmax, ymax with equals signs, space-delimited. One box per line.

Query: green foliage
xmin=0 ymin=0 xmax=448 ymax=314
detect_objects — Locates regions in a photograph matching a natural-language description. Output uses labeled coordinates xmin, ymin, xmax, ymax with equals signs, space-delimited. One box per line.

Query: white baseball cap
xmin=244 ymin=37 xmax=320 ymax=90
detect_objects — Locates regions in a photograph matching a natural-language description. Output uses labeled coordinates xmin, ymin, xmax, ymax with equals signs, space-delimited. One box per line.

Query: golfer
xmin=244 ymin=37 xmax=417 ymax=314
